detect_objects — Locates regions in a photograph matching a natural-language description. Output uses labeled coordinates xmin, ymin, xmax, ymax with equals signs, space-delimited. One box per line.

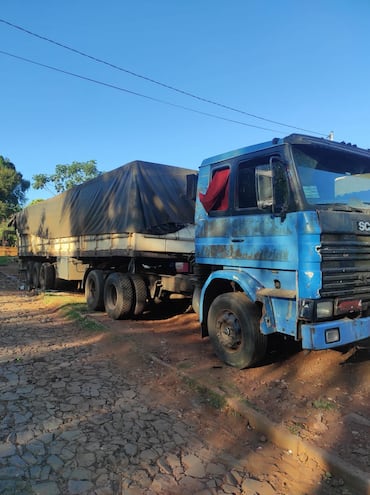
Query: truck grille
xmin=320 ymin=233 xmax=370 ymax=300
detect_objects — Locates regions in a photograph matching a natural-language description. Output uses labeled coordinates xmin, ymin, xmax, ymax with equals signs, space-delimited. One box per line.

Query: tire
xmin=129 ymin=274 xmax=148 ymax=316
xmin=39 ymin=263 xmax=56 ymax=290
xmin=192 ymin=286 xmax=201 ymax=315
xmin=32 ymin=262 xmax=42 ymax=289
xmin=85 ymin=270 xmax=105 ymax=311
xmin=207 ymin=292 xmax=267 ymax=369
xmin=104 ymin=272 xmax=134 ymax=320
xmin=26 ymin=261 xmax=34 ymax=288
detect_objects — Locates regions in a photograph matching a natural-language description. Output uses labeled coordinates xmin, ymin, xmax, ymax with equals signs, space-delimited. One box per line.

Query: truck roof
xmin=200 ymin=133 xmax=370 ymax=167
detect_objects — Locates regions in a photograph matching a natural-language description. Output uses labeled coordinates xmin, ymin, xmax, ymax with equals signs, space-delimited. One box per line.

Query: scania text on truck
xmin=13 ymin=134 xmax=370 ymax=368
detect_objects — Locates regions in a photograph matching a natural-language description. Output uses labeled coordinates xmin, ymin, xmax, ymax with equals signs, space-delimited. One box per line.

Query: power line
xmin=0 ymin=18 xmax=327 ymax=137
xmin=0 ymin=49 xmax=286 ymax=133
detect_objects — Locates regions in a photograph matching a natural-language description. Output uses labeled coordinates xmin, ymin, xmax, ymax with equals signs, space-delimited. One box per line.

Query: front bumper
xmin=301 ymin=315 xmax=370 ymax=349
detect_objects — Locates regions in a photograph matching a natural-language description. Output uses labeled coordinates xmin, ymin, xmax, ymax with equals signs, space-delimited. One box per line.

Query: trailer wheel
xmin=129 ymin=274 xmax=148 ymax=316
xmin=104 ymin=272 xmax=134 ymax=319
xmin=39 ymin=263 xmax=56 ymax=290
xmin=85 ymin=270 xmax=105 ymax=311
xmin=26 ymin=261 xmax=34 ymax=288
xmin=32 ymin=262 xmax=42 ymax=289
xmin=207 ymin=292 xmax=267 ymax=369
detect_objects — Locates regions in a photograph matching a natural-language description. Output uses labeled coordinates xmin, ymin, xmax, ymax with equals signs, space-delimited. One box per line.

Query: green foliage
xmin=0 ymin=221 xmax=7 ymax=239
xmin=32 ymin=160 xmax=102 ymax=194
xmin=42 ymin=293 xmax=106 ymax=331
xmin=287 ymin=422 xmax=304 ymax=435
xmin=60 ymin=302 xmax=106 ymax=331
xmin=312 ymin=398 xmax=337 ymax=410
xmin=28 ymin=198 xmax=44 ymax=206
xmin=183 ymin=376 xmax=227 ymax=410
xmin=0 ymin=222 xmax=16 ymax=246
xmin=0 ymin=156 xmax=30 ymax=221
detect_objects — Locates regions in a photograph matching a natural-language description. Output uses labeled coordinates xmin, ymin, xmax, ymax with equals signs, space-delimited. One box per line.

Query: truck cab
xmin=195 ymin=134 xmax=370 ymax=368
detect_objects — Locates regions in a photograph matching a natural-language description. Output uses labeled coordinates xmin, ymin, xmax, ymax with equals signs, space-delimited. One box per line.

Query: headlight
xmin=299 ymin=299 xmax=335 ymax=321
xmin=316 ymin=301 xmax=333 ymax=319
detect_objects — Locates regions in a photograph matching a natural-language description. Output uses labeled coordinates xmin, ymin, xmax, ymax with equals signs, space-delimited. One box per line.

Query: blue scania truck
xmin=15 ymin=134 xmax=370 ymax=367
xmin=193 ymin=133 xmax=370 ymax=367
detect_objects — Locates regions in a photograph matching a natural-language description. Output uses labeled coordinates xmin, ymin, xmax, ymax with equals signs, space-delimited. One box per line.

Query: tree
xmin=0 ymin=156 xmax=30 ymax=221
xmin=28 ymin=199 xmax=45 ymax=206
xmin=32 ymin=160 xmax=102 ymax=195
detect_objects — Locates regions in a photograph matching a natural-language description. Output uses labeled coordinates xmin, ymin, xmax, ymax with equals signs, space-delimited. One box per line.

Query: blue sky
xmin=1 ymin=0 xmax=370 ymax=203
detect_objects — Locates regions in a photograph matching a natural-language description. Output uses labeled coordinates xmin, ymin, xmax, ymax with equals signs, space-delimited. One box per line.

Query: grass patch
xmin=0 ymin=256 xmax=10 ymax=265
xmin=312 ymin=398 xmax=337 ymax=411
xmin=60 ymin=303 xmax=105 ymax=331
xmin=177 ymin=361 xmax=194 ymax=370
xmin=287 ymin=422 xmax=305 ymax=435
xmin=42 ymin=292 xmax=85 ymax=308
xmin=241 ymin=397 xmax=260 ymax=410
xmin=42 ymin=293 xmax=106 ymax=332
xmin=183 ymin=376 xmax=227 ymax=410
xmin=218 ymin=381 xmax=242 ymax=397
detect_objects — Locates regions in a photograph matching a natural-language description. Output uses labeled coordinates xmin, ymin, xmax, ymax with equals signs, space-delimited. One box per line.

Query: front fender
xmin=199 ymin=269 xmax=263 ymax=324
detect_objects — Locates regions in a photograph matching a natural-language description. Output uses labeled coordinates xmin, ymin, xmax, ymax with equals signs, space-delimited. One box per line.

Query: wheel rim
xmin=216 ymin=310 xmax=242 ymax=351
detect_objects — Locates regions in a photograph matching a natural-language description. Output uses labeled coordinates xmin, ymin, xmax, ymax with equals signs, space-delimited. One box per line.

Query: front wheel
xmin=207 ymin=292 xmax=267 ymax=369
xmin=192 ymin=286 xmax=201 ymax=315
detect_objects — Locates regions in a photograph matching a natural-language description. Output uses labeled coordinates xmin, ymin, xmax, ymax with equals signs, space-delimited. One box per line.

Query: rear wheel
xmin=129 ymin=274 xmax=148 ymax=316
xmin=39 ymin=263 xmax=56 ymax=290
xmin=104 ymin=272 xmax=134 ymax=320
xmin=207 ymin=292 xmax=267 ymax=369
xmin=31 ymin=262 xmax=42 ymax=289
xmin=26 ymin=261 xmax=34 ymax=288
xmin=85 ymin=270 xmax=105 ymax=311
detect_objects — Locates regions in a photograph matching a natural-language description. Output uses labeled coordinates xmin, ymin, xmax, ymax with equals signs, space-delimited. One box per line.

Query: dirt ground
xmin=1 ymin=260 xmax=369 ymax=494
xmin=94 ymin=304 xmax=370 ymax=473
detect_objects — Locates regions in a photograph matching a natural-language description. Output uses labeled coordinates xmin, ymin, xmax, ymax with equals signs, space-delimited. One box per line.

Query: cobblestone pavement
xmin=0 ymin=268 xmax=357 ymax=495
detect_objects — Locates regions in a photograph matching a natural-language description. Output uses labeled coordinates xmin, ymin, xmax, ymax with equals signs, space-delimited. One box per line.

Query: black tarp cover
xmin=15 ymin=161 xmax=196 ymax=238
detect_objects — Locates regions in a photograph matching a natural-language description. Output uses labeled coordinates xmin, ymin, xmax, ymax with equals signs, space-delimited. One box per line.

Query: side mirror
xmin=255 ymin=158 xmax=289 ymax=218
xmin=255 ymin=164 xmax=273 ymax=209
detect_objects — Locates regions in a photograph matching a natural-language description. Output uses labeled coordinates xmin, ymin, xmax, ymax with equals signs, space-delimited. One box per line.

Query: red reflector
xmin=336 ymin=299 xmax=362 ymax=314
xmin=175 ymin=262 xmax=189 ymax=273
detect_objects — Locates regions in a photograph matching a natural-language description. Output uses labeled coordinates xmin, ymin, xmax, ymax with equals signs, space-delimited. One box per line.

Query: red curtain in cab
xmin=199 ymin=168 xmax=230 ymax=213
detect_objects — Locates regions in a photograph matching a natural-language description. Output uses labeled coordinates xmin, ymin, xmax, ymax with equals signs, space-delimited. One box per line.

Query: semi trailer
xmin=14 ymin=160 xmax=196 ymax=319
xmin=14 ymin=134 xmax=370 ymax=367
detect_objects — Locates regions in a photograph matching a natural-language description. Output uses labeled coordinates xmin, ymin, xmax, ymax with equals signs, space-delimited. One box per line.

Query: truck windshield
xmin=292 ymin=144 xmax=370 ymax=208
